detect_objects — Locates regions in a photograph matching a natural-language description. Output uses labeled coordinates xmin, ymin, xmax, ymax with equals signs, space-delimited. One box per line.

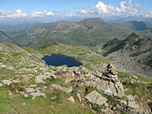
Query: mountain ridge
xmin=101 ymin=32 xmax=152 ymax=78
xmin=0 ymin=18 xmax=134 ymax=46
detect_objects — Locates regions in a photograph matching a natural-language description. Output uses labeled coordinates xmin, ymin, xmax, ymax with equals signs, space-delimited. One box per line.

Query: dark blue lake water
xmin=42 ymin=54 xmax=83 ymax=67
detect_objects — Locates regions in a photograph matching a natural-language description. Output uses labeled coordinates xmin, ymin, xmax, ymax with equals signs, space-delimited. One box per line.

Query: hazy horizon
xmin=0 ymin=0 xmax=152 ymax=23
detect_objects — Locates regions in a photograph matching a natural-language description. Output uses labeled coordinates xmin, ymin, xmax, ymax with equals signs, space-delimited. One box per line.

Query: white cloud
xmin=144 ymin=10 xmax=152 ymax=18
xmin=0 ymin=0 xmax=152 ymax=19
xmin=62 ymin=13 xmax=72 ymax=17
xmin=46 ymin=12 xmax=54 ymax=16
xmin=0 ymin=9 xmax=28 ymax=18
xmin=79 ymin=9 xmax=87 ymax=14
xmin=89 ymin=0 xmax=140 ymax=16
xmin=91 ymin=1 xmax=108 ymax=14
xmin=32 ymin=10 xmax=54 ymax=17
xmin=63 ymin=9 xmax=89 ymax=17
xmin=0 ymin=9 xmax=54 ymax=18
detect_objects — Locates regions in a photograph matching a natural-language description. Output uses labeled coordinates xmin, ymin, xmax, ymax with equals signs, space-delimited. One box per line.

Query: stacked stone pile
xmin=102 ymin=63 xmax=118 ymax=80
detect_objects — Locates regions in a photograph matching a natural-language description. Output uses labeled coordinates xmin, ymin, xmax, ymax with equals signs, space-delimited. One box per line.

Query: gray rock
xmin=2 ymin=80 xmax=12 ymax=86
xmin=0 ymin=83 xmax=3 ymax=87
xmin=101 ymin=108 xmax=114 ymax=114
xmin=30 ymin=84 xmax=37 ymax=87
xmin=103 ymin=88 xmax=113 ymax=96
xmin=12 ymin=80 xmax=20 ymax=83
xmin=85 ymin=81 xmax=92 ymax=87
xmin=30 ymin=92 xmax=46 ymax=98
xmin=92 ymin=81 xmax=97 ymax=88
xmin=111 ymin=75 xmax=118 ymax=79
xmin=85 ymin=90 xmax=107 ymax=106
xmin=8 ymin=90 xmax=12 ymax=96
xmin=120 ymin=100 xmax=127 ymax=106
xmin=64 ymin=78 xmax=73 ymax=83
xmin=51 ymin=74 xmax=56 ymax=80
xmin=76 ymin=76 xmax=85 ymax=82
xmin=26 ymin=88 xmax=36 ymax=93
xmin=127 ymin=100 xmax=138 ymax=109
xmin=77 ymin=83 xmax=85 ymax=88
xmin=24 ymin=94 xmax=28 ymax=98
xmin=127 ymin=95 xmax=138 ymax=109
xmin=77 ymin=92 xmax=82 ymax=102
xmin=19 ymin=92 xmax=28 ymax=98
xmin=50 ymin=84 xmax=72 ymax=93
xmin=35 ymin=76 xmax=44 ymax=83
xmin=68 ymin=96 xmax=75 ymax=103
xmin=114 ymin=82 xmax=124 ymax=98
xmin=127 ymin=94 xmax=135 ymax=101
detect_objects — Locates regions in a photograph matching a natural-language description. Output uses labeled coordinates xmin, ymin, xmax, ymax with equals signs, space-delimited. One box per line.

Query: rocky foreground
xmin=0 ymin=43 xmax=152 ymax=114
xmin=0 ymin=64 xmax=151 ymax=114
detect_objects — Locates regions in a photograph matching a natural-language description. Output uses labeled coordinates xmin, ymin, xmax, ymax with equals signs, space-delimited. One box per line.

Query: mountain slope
xmin=101 ymin=32 xmax=152 ymax=78
xmin=121 ymin=21 xmax=152 ymax=38
xmin=121 ymin=21 xmax=152 ymax=31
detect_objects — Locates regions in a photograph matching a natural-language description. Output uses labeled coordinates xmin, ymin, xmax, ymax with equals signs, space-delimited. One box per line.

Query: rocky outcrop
xmin=103 ymin=38 xmax=119 ymax=48
xmin=77 ymin=64 xmax=124 ymax=98
xmin=0 ymin=61 xmax=151 ymax=114
xmin=119 ymin=95 xmax=152 ymax=114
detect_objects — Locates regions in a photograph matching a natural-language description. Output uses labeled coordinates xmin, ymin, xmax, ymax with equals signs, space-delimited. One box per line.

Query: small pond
xmin=42 ymin=54 xmax=83 ymax=67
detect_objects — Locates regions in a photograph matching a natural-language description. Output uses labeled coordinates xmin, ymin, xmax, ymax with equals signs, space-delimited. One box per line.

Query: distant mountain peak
xmin=79 ymin=18 xmax=105 ymax=26
xmin=80 ymin=18 xmax=104 ymax=22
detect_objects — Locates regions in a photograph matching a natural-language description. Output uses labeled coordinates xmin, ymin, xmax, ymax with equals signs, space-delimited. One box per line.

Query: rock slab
xmin=85 ymin=90 xmax=107 ymax=106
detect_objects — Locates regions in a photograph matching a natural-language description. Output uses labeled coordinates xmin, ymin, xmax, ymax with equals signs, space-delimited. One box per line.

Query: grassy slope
xmin=118 ymin=72 xmax=152 ymax=100
xmin=32 ymin=43 xmax=109 ymax=71
xmin=0 ymin=88 xmax=94 ymax=114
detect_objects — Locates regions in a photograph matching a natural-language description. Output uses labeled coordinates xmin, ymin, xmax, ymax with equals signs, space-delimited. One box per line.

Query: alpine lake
xmin=42 ymin=54 xmax=83 ymax=67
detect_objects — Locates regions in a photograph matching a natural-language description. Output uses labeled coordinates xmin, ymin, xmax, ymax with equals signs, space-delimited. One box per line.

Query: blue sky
xmin=0 ymin=0 xmax=152 ymax=19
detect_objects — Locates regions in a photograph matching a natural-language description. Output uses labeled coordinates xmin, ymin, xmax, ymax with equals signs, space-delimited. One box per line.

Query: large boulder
xmin=50 ymin=84 xmax=72 ymax=93
xmin=85 ymin=90 xmax=107 ymax=106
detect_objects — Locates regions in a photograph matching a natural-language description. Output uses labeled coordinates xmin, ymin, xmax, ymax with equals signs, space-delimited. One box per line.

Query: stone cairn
xmin=102 ymin=63 xmax=118 ymax=80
